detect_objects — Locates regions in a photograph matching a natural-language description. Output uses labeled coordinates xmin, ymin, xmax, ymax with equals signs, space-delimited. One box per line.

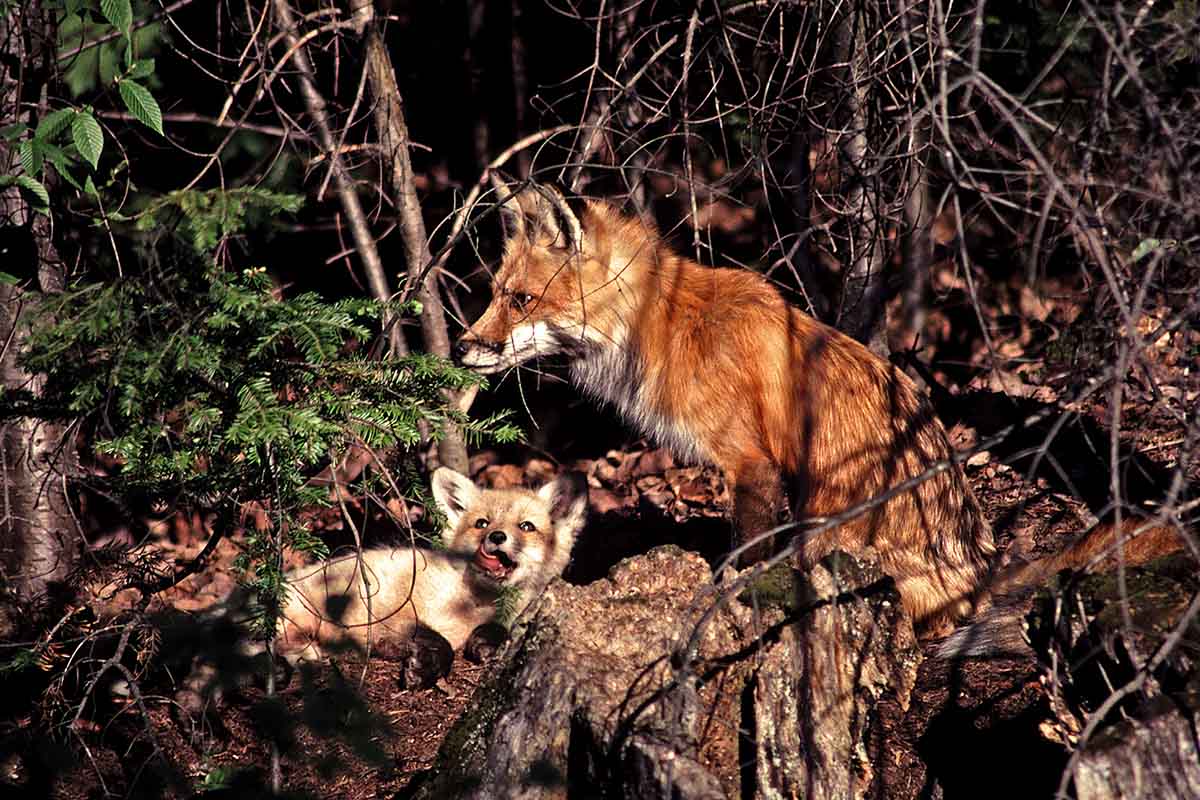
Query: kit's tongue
xmin=474 ymin=548 xmax=509 ymax=577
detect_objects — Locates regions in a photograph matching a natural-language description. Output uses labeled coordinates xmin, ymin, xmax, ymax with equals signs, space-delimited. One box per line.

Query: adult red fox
xmin=454 ymin=182 xmax=1184 ymax=639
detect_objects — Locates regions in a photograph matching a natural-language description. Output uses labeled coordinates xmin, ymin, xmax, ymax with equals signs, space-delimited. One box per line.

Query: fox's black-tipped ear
xmin=492 ymin=178 xmax=584 ymax=253
xmin=431 ymin=467 xmax=481 ymax=529
xmin=538 ymin=471 xmax=589 ymax=537
xmin=488 ymin=169 xmax=525 ymax=241
xmin=529 ymin=183 xmax=584 ymax=253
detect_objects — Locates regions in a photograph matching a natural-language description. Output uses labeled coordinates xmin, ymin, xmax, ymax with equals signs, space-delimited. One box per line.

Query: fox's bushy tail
xmin=937 ymin=520 xmax=1187 ymax=659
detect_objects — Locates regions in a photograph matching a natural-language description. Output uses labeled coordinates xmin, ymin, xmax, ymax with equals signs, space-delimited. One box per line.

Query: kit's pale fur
xmin=272 ymin=467 xmax=587 ymax=660
xmin=178 ymin=468 xmax=586 ymax=712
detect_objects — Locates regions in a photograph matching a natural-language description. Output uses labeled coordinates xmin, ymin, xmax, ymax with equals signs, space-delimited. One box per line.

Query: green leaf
xmin=1131 ymin=239 xmax=1161 ymax=262
xmin=36 ymin=108 xmax=75 ymax=143
xmin=15 ymin=175 xmax=50 ymax=212
xmin=100 ymin=0 xmax=133 ymax=35
xmin=0 ymin=273 xmax=19 ymax=286
xmin=118 ymin=80 xmax=164 ymax=135
xmin=98 ymin=39 xmax=122 ymax=87
xmin=72 ymin=111 xmax=104 ymax=170
xmin=1131 ymin=238 xmax=1178 ymax=263
xmin=83 ymin=176 xmax=99 ymax=198
xmin=40 ymin=144 xmax=83 ymax=191
xmin=18 ymin=139 xmax=43 ymax=177
xmin=0 ymin=123 xmax=29 ymax=142
xmin=128 ymin=58 xmax=155 ymax=80
xmin=42 ymin=144 xmax=78 ymax=182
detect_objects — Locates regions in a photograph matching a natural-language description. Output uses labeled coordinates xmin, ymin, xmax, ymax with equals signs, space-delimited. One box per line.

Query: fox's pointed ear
xmin=431 ymin=467 xmax=481 ymax=529
xmin=489 ymin=169 xmax=526 ymax=241
xmin=495 ymin=179 xmax=583 ymax=253
xmin=538 ymin=471 xmax=589 ymax=538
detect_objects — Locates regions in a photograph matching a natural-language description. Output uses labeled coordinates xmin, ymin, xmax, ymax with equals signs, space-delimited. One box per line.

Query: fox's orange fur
xmin=457 ymin=184 xmax=997 ymax=635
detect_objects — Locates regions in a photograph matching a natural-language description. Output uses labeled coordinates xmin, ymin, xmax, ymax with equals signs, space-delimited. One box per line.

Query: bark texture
xmin=415 ymin=546 xmax=922 ymax=799
xmin=0 ymin=286 xmax=76 ymax=605
xmin=1039 ymin=554 xmax=1200 ymax=800
xmin=752 ymin=552 xmax=922 ymax=800
xmin=1074 ymin=700 xmax=1200 ymax=800
xmin=0 ymin=5 xmax=77 ymax=615
xmin=834 ymin=5 xmax=888 ymax=356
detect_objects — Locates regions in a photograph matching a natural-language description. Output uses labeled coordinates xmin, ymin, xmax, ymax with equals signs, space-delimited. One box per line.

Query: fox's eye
xmin=511 ymin=292 xmax=534 ymax=310
xmin=518 ymin=521 xmax=536 ymax=532
xmin=474 ymin=518 xmax=489 ymax=529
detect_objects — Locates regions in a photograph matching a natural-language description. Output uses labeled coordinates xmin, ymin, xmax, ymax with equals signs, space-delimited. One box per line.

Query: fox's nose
xmin=488 ymin=530 xmax=507 ymax=545
xmin=452 ymin=338 xmax=470 ymax=363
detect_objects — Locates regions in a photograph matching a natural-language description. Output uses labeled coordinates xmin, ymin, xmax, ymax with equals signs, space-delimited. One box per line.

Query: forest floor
xmin=6 ymin=272 xmax=1197 ymax=800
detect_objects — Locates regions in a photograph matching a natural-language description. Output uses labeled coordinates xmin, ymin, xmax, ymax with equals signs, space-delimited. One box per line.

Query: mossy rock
xmin=736 ymin=549 xmax=894 ymax=617
xmin=1073 ymin=554 xmax=1199 ymax=642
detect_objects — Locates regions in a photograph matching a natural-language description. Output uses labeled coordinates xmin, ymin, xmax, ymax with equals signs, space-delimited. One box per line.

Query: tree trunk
xmin=834 ymin=2 xmax=889 ymax=357
xmin=1074 ymin=704 xmax=1200 ymax=800
xmin=900 ymin=118 xmax=933 ymax=353
xmin=0 ymin=6 xmax=77 ymax=620
xmin=464 ymin=0 xmax=489 ymax=171
xmin=269 ymin=0 xmax=409 ymax=359
xmin=361 ymin=18 xmax=470 ymax=473
xmin=414 ymin=546 xmax=921 ymax=799
xmin=509 ymin=0 xmax=531 ymax=176
xmin=1040 ymin=554 xmax=1200 ymax=800
xmin=898 ymin=4 xmax=934 ymax=356
xmin=0 ymin=276 xmax=76 ymax=610
xmin=272 ymin=0 xmax=469 ymax=472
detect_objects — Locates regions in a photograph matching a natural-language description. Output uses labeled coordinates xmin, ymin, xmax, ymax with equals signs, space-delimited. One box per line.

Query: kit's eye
xmin=511 ymin=292 xmax=534 ymax=310
xmin=518 ymin=521 xmax=536 ymax=532
xmin=474 ymin=518 xmax=489 ymax=529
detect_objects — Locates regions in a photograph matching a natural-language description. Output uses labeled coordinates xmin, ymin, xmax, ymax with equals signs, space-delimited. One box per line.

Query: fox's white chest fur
xmin=570 ymin=331 xmax=708 ymax=466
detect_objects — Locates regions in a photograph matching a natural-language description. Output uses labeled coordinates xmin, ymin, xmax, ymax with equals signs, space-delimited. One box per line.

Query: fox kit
xmin=274 ymin=466 xmax=587 ymax=661
xmin=180 ymin=467 xmax=587 ymax=708
xmin=454 ymin=182 xmax=997 ymax=636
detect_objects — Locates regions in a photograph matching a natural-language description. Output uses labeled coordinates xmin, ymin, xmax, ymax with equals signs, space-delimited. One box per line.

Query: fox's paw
xmin=464 ymin=622 xmax=509 ymax=664
xmin=171 ymin=661 xmax=230 ymax=739
xmin=376 ymin=626 xmax=454 ymax=689
xmin=246 ymin=651 xmax=294 ymax=692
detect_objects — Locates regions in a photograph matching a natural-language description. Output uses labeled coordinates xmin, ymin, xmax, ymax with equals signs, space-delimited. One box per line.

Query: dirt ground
xmin=2 ymin=285 xmax=1196 ymax=799
xmin=4 ymin=432 xmax=1187 ymax=800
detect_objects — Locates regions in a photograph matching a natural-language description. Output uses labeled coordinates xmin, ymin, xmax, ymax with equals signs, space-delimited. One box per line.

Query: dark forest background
xmin=1 ymin=1 xmax=1197 ymax=796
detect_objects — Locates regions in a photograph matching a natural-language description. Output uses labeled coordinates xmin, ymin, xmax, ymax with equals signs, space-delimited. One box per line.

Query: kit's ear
xmin=431 ymin=467 xmax=481 ymax=530
xmin=537 ymin=471 xmax=589 ymax=541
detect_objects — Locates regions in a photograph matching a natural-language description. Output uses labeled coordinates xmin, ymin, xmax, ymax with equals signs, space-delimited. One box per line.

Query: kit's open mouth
xmin=473 ymin=547 xmax=517 ymax=580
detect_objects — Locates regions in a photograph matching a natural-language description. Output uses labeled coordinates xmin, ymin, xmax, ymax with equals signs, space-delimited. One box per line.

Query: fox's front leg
xmin=463 ymin=622 xmax=508 ymax=663
xmin=374 ymin=625 xmax=454 ymax=689
xmin=727 ymin=459 xmax=791 ymax=567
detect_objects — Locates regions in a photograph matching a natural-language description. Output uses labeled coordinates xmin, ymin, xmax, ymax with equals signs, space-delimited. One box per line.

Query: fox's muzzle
xmin=453 ymin=335 xmax=502 ymax=365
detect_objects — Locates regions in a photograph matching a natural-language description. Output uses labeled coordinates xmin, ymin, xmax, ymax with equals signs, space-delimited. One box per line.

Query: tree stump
xmin=1037 ymin=553 xmax=1200 ymax=800
xmin=414 ymin=545 xmax=922 ymax=799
